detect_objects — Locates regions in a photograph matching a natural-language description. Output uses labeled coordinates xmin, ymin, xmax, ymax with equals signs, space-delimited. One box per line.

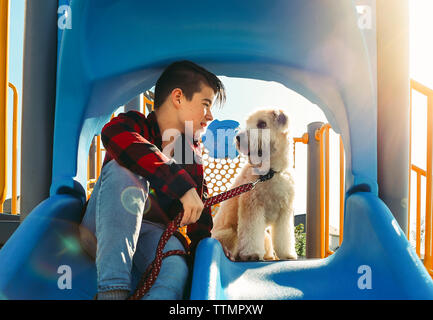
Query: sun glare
xmin=410 ymin=0 xmax=433 ymax=87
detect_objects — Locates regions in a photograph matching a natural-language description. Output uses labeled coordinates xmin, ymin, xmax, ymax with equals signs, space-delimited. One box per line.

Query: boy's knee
xmin=93 ymin=160 xmax=151 ymax=218
xmin=103 ymin=160 xmax=149 ymax=193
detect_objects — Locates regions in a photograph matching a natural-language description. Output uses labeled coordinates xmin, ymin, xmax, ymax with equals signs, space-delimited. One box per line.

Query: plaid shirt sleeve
xmin=101 ymin=111 xmax=197 ymax=200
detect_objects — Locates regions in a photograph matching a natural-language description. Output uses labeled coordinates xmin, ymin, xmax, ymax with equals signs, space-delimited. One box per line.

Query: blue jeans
xmin=79 ymin=160 xmax=188 ymax=299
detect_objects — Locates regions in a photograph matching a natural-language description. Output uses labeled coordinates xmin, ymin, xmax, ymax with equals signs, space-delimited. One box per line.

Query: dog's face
xmin=235 ymin=109 xmax=290 ymax=172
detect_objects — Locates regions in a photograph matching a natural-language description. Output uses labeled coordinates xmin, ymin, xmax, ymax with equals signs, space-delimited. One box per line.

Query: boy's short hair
xmin=154 ymin=60 xmax=226 ymax=109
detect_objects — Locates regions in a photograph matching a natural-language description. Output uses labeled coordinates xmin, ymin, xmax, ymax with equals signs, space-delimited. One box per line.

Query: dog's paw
xmin=263 ymin=250 xmax=278 ymax=260
xmin=222 ymin=246 xmax=236 ymax=261
xmin=238 ymin=251 xmax=264 ymax=261
xmin=279 ymin=251 xmax=298 ymax=260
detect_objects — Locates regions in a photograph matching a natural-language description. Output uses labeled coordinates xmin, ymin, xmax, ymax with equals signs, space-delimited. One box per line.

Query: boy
xmin=79 ymin=60 xmax=226 ymax=300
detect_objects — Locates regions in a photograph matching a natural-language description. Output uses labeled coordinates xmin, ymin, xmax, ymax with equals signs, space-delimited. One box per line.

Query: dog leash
xmin=202 ymin=168 xmax=276 ymax=207
xmin=128 ymin=169 xmax=276 ymax=300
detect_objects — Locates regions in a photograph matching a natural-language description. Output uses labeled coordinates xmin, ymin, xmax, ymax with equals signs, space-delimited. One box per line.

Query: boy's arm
xmin=101 ymin=111 xmax=197 ymax=200
xmin=187 ymin=183 xmax=213 ymax=253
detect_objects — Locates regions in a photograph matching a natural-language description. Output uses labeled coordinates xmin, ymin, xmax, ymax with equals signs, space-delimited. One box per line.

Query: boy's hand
xmin=179 ymin=188 xmax=204 ymax=226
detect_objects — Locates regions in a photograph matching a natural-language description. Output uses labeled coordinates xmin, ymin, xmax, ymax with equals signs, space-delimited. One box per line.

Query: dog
xmin=211 ymin=108 xmax=297 ymax=261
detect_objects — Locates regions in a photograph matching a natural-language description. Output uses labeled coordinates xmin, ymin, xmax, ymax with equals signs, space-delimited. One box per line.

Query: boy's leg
xmin=79 ymin=160 xmax=150 ymax=298
xmin=130 ymin=220 xmax=189 ymax=300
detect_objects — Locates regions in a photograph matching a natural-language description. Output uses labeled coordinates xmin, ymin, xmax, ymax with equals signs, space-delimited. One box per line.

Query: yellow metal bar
xmin=143 ymin=92 xmax=154 ymax=113
xmin=324 ymin=126 xmax=330 ymax=257
xmin=293 ymin=133 xmax=309 ymax=144
xmin=293 ymin=132 xmax=308 ymax=168
xmin=410 ymin=164 xmax=427 ymax=259
xmin=0 ymin=0 xmax=10 ymax=213
xmin=96 ymin=135 xmax=102 ymax=179
xmin=318 ymin=128 xmax=324 ymax=258
xmin=315 ymin=123 xmax=331 ymax=258
xmin=411 ymin=79 xmax=433 ymax=97
xmin=87 ymin=114 xmax=114 ymax=197
xmin=408 ymin=82 xmax=413 ymax=239
xmin=412 ymin=164 xmax=427 ymax=177
xmin=87 ymin=152 xmax=91 ymax=199
xmin=424 ymin=88 xmax=433 ymax=271
xmin=8 ymin=82 xmax=17 ymax=214
xmin=339 ymin=136 xmax=344 ymax=246
xmin=416 ymin=171 xmax=421 ymax=257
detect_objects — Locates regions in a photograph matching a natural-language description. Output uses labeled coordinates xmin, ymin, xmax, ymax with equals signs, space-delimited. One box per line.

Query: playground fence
xmin=408 ymin=79 xmax=433 ymax=277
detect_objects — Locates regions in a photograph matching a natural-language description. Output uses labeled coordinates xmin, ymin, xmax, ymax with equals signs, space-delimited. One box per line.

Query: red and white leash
xmin=128 ymin=169 xmax=276 ymax=300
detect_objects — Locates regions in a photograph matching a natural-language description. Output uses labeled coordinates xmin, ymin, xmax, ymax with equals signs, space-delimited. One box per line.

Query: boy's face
xmin=178 ymin=84 xmax=215 ymax=137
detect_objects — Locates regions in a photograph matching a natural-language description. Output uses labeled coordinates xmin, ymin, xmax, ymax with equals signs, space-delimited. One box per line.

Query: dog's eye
xmin=257 ymin=120 xmax=267 ymax=129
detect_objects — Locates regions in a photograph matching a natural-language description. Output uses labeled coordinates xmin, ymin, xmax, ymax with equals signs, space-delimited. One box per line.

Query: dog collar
xmin=258 ymin=168 xmax=277 ymax=182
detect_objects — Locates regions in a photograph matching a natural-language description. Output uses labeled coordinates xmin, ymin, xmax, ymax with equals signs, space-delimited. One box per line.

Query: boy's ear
xmin=171 ymin=88 xmax=183 ymax=109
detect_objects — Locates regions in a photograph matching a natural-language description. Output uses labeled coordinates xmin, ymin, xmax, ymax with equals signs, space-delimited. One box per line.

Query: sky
xmin=409 ymin=0 xmax=433 ymax=89
xmin=2 ymin=0 xmax=433 ymax=236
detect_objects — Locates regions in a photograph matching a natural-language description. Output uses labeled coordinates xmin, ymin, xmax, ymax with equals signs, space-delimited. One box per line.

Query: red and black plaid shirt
xmin=101 ymin=110 xmax=212 ymax=253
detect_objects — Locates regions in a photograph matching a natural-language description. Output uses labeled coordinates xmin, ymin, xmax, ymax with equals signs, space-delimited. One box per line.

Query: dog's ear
xmin=273 ymin=110 xmax=288 ymax=126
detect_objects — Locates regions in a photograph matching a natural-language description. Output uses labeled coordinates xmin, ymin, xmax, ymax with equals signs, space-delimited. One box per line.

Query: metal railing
xmin=0 ymin=0 xmax=9 ymax=213
xmin=314 ymin=124 xmax=345 ymax=258
xmin=0 ymin=82 xmax=19 ymax=215
xmin=87 ymin=120 xmax=110 ymax=199
xmin=87 ymin=92 xmax=154 ymax=197
xmin=0 ymin=1 xmax=19 ymax=215
xmin=87 ymin=135 xmax=103 ymax=200
xmin=408 ymin=79 xmax=433 ymax=277
xmin=8 ymin=82 xmax=17 ymax=214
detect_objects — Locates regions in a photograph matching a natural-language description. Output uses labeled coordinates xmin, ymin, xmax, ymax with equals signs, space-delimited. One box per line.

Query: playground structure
xmin=0 ymin=0 xmax=433 ymax=299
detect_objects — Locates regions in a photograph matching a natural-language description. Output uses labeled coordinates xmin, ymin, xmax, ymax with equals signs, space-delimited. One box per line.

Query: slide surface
xmin=0 ymin=195 xmax=96 ymax=299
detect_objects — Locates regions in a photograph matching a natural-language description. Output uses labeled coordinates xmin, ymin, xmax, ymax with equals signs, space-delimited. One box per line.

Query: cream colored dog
xmin=212 ymin=108 xmax=297 ymax=261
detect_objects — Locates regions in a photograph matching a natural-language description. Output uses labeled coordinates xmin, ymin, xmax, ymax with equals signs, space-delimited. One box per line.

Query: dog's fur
xmin=212 ymin=108 xmax=297 ymax=261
